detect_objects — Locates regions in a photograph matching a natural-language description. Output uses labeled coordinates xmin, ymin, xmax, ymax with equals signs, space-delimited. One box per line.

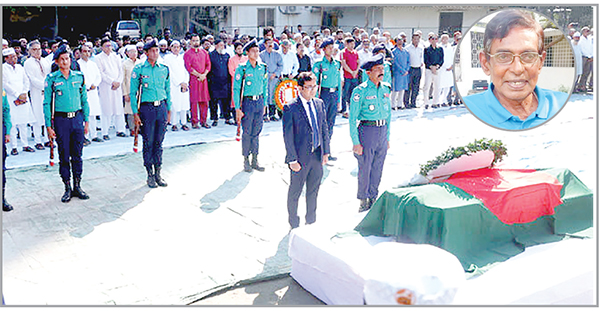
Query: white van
xmin=111 ymin=20 xmax=141 ymax=39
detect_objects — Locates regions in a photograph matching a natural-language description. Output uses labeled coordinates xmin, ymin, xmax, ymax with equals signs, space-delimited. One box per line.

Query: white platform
xmin=288 ymin=213 xmax=597 ymax=305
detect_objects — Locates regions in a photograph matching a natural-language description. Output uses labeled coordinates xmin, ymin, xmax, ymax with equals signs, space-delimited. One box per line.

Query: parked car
xmin=110 ymin=20 xmax=141 ymax=39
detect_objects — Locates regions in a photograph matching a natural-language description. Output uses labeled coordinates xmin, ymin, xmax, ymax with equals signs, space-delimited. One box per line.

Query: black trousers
xmin=287 ymin=147 xmax=323 ymax=228
xmin=404 ymin=67 xmax=421 ymax=108
xmin=210 ymin=96 xmax=233 ymax=121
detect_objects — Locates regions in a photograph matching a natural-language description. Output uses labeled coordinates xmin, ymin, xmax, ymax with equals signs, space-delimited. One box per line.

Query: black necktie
xmin=307 ymin=100 xmax=319 ymax=151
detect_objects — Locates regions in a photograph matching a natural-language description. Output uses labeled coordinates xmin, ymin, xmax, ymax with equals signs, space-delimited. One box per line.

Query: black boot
xmin=61 ymin=181 xmax=72 ymax=203
xmin=243 ymin=156 xmax=252 ymax=172
xmin=251 ymin=154 xmax=265 ymax=172
xmin=3 ymin=198 xmax=13 ymax=212
xmin=367 ymin=198 xmax=375 ymax=210
xmin=72 ymin=177 xmax=90 ymax=200
xmin=146 ymin=166 xmax=157 ymax=188
xmin=154 ymin=165 xmax=168 ymax=187
xmin=358 ymin=199 xmax=370 ymax=213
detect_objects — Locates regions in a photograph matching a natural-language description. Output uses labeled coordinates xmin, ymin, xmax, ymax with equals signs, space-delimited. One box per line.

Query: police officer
xmin=312 ymin=38 xmax=342 ymax=161
xmin=3 ymin=89 xmax=13 ymax=211
xmin=233 ymin=39 xmax=268 ymax=173
xmin=349 ymin=54 xmax=392 ymax=212
xmin=43 ymin=45 xmax=90 ymax=203
xmin=130 ymin=40 xmax=172 ymax=188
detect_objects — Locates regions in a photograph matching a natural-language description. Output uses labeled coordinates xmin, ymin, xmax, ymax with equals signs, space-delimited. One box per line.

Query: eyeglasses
xmin=487 ymin=51 xmax=541 ymax=65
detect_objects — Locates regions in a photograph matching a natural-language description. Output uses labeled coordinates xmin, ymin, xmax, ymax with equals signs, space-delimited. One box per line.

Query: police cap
xmin=320 ymin=38 xmax=334 ymax=49
xmin=53 ymin=44 xmax=70 ymax=61
xmin=143 ymin=39 xmax=158 ymax=51
xmin=372 ymin=44 xmax=386 ymax=54
xmin=361 ymin=53 xmax=384 ymax=71
xmin=243 ymin=39 xmax=258 ymax=53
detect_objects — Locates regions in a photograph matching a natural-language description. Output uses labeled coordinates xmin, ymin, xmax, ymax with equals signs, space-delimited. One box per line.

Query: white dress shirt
xmin=406 ymin=43 xmax=424 ymax=68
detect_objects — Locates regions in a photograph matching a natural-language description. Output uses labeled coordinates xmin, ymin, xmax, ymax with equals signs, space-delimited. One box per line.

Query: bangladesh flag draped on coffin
xmin=354 ymin=167 xmax=593 ymax=272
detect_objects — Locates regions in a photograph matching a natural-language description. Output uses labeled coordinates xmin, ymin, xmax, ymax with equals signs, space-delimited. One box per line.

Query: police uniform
xmin=130 ymin=40 xmax=172 ymax=188
xmin=42 ymin=46 xmax=90 ymax=203
xmin=3 ymin=89 xmax=13 ymax=211
xmin=349 ymin=54 xmax=392 ymax=212
xmin=312 ymin=39 xmax=342 ymax=160
xmin=233 ymin=39 xmax=269 ymax=172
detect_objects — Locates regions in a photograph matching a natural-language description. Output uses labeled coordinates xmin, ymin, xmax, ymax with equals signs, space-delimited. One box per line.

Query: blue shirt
xmin=463 ymin=83 xmax=569 ymax=130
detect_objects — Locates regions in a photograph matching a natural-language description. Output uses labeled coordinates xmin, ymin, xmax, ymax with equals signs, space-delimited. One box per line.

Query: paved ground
xmin=2 ymin=93 xmax=595 ymax=305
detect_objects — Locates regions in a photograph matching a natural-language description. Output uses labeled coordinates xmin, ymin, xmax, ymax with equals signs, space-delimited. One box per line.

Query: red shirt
xmin=341 ymin=49 xmax=359 ymax=79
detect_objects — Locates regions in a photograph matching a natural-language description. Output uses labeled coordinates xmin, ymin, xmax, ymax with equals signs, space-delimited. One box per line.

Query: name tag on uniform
xmin=72 ymin=81 xmax=80 ymax=87
xmin=54 ymin=82 xmax=64 ymax=86
xmin=366 ymin=95 xmax=376 ymax=100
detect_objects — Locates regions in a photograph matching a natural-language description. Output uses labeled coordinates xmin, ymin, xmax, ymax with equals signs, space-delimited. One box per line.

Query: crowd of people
xmin=568 ymin=24 xmax=595 ymax=94
xmin=2 ymin=24 xmax=464 ymax=156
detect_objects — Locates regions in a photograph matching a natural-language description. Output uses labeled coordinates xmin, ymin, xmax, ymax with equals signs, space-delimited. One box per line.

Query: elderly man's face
xmin=126 ymin=48 xmax=138 ymax=60
xmin=480 ymin=27 xmax=545 ymax=107
xmin=170 ymin=44 xmax=181 ymax=55
xmin=101 ymin=41 xmax=112 ymax=54
xmin=29 ymin=43 xmax=42 ymax=59
xmin=5 ymin=53 xmax=17 ymax=65
xmin=81 ymin=46 xmax=92 ymax=60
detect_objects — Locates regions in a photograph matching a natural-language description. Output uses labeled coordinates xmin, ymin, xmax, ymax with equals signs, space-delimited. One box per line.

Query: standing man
xmin=23 ymin=39 xmax=52 ymax=150
xmin=438 ymin=34 xmax=455 ymax=106
xmin=184 ymin=34 xmax=212 ymax=129
xmin=163 ymin=40 xmax=191 ymax=131
xmin=577 ymin=26 xmax=594 ymax=93
xmin=43 ymin=45 xmax=90 ymax=203
xmin=422 ymin=33 xmax=444 ymax=109
xmin=3 ymin=89 xmax=13 ymax=211
xmin=121 ymin=45 xmax=142 ymax=136
xmin=130 ymin=40 xmax=171 ymax=188
xmin=3 ymin=47 xmax=36 ymax=155
xmin=259 ymin=37 xmax=283 ymax=122
xmin=296 ymin=43 xmax=312 ymax=76
xmin=96 ymin=38 xmax=128 ymax=140
xmin=404 ymin=33 xmax=424 ymax=109
xmin=312 ymin=38 xmax=342 ymax=161
xmin=208 ymin=39 xmax=232 ymax=127
xmin=391 ymin=36 xmax=410 ymax=109
xmin=228 ymin=41 xmax=247 ymax=119
xmin=279 ymin=40 xmax=299 ymax=79
xmin=349 ymin=54 xmax=392 ymax=212
xmin=340 ymin=37 xmax=360 ymax=116
xmin=233 ymin=39 xmax=268 ymax=172
xmin=78 ymin=44 xmax=104 ymax=143
xmin=282 ymin=72 xmax=330 ymax=229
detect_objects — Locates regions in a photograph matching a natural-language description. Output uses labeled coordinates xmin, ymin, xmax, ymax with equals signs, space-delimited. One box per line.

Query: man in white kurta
xmin=121 ymin=45 xmax=142 ymax=135
xmin=2 ymin=48 xmax=36 ymax=154
xmin=163 ymin=40 xmax=190 ymax=131
xmin=78 ymin=44 xmax=103 ymax=143
xmin=438 ymin=34 xmax=455 ymax=106
xmin=96 ymin=39 xmax=127 ymax=140
xmin=23 ymin=40 xmax=51 ymax=149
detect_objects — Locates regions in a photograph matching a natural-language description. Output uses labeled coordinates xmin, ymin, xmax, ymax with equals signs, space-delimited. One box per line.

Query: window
xmin=439 ymin=12 xmax=463 ymax=35
xmin=257 ymin=8 xmax=275 ymax=28
xmin=118 ymin=21 xmax=140 ymax=30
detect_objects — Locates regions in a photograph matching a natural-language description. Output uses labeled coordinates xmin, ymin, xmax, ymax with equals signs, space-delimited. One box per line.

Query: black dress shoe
xmin=328 ymin=155 xmax=337 ymax=161
xmin=3 ymin=199 xmax=13 ymax=212
xmin=83 ymin=139 xmax=91 ymax=147
xmin=35 ymin=143 xmax=45 ymax=150
xmin=92 ymin=137 xmax=104 ymax=143
xmin=225 ymin=119 xmax=236 ymax=125
xmin=181 ymin=125 xmax=190 ymax=131
xmin=103 ymin=135 xmax=110 ymax=141
xmin=201 ymin=123 xmax=211 ymax=129
xmin=23 ymin=146 xmax=35 ymax=153
xmin=116 ymin=132 xmax=127 ymax=137
xmin=44 ymin=141 xmax=54 ymax=148
xmin=270 ymin=116 xmax=279 ymax=122
xmin=172 ymin=125 xmax=179 ymax=131
xmin=10 ymin=148 xmax=18 ymax=156
xmin=263 ymin=116 xmax=270 ymax=122
xmin=212 ymin=120 xmax=218 ymax=127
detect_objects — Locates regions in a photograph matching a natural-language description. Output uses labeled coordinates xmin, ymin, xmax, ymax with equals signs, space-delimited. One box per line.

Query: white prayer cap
xmin=159 ymin=39 xmax=168 ymax=46
xmin=136 ymin=41 xmax=144 ymax=48
xmin=85 ymin=42 xmax=93 ymax=48
xmin=573 ymin=32 xmax=581 ymax=38
xmin=125 ymin=44 xmax=137 ymax=52
xmin=2 ymin=47 xmax=15 ymax=56
xmin=2 ymin=39 xmax=7 ymax=46
xmin=170 ymin=40 xmax=180 ymax=46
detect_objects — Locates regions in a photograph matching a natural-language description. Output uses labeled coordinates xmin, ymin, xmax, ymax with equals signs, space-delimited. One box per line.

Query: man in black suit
xmin=282 ymin=72 xmax=330 ymax=229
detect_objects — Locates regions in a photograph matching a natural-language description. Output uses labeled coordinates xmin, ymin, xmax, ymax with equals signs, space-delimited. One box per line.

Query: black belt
xmin=141 ymin=99 xmax=166 ymax=106
xmin=321 ymin=87 xmax=338 ymax=93
xmin=410 ymin=66 xmax=420 ymax=69
xmin=55 ymin=110 xmax=82 ymax=119
xmin=360 ymin=120 xmax=387 ymax=126
xmin=243 ymin=95 xmax=263 ymax=101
